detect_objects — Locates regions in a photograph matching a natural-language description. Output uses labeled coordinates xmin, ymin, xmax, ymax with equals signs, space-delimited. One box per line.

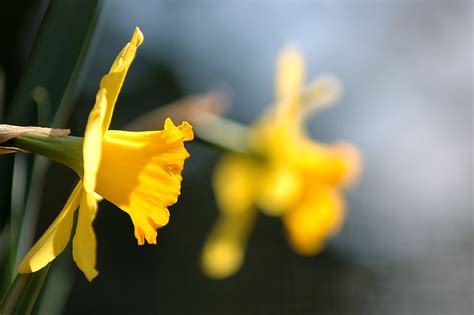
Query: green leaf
xmin=7 ymin=0 xmax=103 ymax=127
xmin=0 ymin=265 xmax=50 ymax=315
xmin=0 ymin=0 xmax=102 ymax=300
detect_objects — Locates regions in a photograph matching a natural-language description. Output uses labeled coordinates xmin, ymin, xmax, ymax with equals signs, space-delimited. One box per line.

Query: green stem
xmin=0 ymin=265 xmax=50 ymax=315
xmin=193 ymin=115 xmax=268 ymax=165
xmin=10 ymin=134 xmax=84 ymax=177
xmin=14 ymin=156 xmax=49 ymax=271
xmin=193 ymin=115 xmax=252 ymax=155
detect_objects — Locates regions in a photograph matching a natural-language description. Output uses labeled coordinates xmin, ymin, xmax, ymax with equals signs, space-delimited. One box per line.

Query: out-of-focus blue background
xmin=4 ymin=1 xmax=472 ymax=314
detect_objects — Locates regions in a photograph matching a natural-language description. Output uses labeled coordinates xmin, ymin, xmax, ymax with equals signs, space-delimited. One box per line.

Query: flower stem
xmin=10 ymin=134 xmax=84 ymax=177
xmin=0 ymin=265 xmax=50 ymax=315
xmin=193 ymin=115 xmax=252 ymax=155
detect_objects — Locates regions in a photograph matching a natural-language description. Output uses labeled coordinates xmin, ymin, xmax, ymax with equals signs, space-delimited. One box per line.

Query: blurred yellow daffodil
xmin=18 ymin=28 xmax=193 ymax=281
xmin=202 ymin=47 xmax=361 ymax=279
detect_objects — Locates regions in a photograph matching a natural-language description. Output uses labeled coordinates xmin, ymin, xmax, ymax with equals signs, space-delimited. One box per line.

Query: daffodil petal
xmin=276 ymin=46 xmax=304 ymax=100
xmin=213 ymin=154 xmax=260 ymax=215
xmin=100 ymin=27 xmax=143 ymax=133
xmin=300 ymin=75 xmax=342 ymax=116
xmin=83 ymin=89 xmax=107 ymax=193
xmin=201 ymin=237 xmax=244 ymax=279
xmin=72 ymin=190 xmax=99 ymax=281
xmin=18 ymin=182 xmax=82 ymax=274
xmin=283 ymin=188 xmax=344 ymax=256
xmin=95 ymin=119 xmax=193 ymax=245
xmin=331 ymin=143 xmax=362 ymax=188
xmin=201 ymin=208 xmax=256 ymax=279
xmin=283 ymin=138 xmax=360 ymax=186
xmin=204 ymin=153 xmax=260 ymax=278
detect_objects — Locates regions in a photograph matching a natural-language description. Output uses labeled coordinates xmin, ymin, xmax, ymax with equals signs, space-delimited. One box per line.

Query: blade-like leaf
xmin=0 ymin=0 xmax=102 ymax=301
xmin=0 ymin=265 xmax=50 ymax=315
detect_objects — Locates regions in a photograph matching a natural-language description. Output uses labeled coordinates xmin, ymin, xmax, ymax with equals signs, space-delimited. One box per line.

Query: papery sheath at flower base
xmin=18 ymin=27 xmax=193 ymax=281
xmin=201 ymin=46 xmax=361 ymax=278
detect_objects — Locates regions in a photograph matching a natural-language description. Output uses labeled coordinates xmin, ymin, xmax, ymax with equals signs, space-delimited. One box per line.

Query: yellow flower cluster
xmin=202 ymin=47 xmax=361 ymax=278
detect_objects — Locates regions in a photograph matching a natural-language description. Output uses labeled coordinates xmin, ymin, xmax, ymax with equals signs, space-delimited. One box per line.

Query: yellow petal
xmin=283 ymin=188 xmax=345 ymax=256
xmin=331 ymin=143 xmax=362 ymax=188
xmin=100 ymin=27 xmax=144 ymax=133
xmin=300 ymin=75 xmax=342 ymax=116
xmin=83 ymin=89 xmax=106 ymax=193
xmin=205 ymin=154 xmax=259 ymax=278
xmin=201 ymin=237 xmax=244 ymax=279
xmin=256 ymin=164 xmax=302 ymax=216
xmin=95 ymin=119 xmax=193 ymax=245
xmin=272 ymin=46 xmax=305 ymax=120
xmin=276 ymin=46 xmax=304 ymax=101
xmin=285 ymin=137 xmax=361 ymax=187
xmin=212 ymin=154 xmax=260 ymax=215
xmin=201 ymin=208 xmax=256 ymax=279
xmin=18 ymin=182 xmax=82 ymax=274
xmin=72 ymin=190 xmax=99 ymax=281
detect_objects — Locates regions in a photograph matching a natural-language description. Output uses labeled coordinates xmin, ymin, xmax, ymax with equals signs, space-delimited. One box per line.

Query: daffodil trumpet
xmin=12 ymin=27 xmax=193 ymax=281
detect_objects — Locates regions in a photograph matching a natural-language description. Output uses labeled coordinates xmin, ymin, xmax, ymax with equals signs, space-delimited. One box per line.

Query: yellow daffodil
xmin=18 ymin=28 xmax=193 ymax=281
xmin=202 ymin=47 xmax=360 ymax=278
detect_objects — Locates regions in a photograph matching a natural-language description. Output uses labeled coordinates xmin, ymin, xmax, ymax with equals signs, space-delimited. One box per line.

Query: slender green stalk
xmin=35 ymin=254 xmax=73 ymax=315
xmin=15 ymin=156 xmax=49 ymax=270
xmin=4 ymin=155 xmax=28 ymax=299
xmin=0 ymin=265 xmax=50 ymax=315
xmin=10 ymin=134 xmax=84 ymax=177
xmin=193 ymin=115 xmax=268 ymax=165
xmin=193 ymin=115 xmax=252 ymax=155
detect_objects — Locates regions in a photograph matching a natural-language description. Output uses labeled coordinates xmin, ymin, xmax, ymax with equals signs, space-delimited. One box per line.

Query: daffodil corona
xmin=202 ymin=47 xmax=361 ymax=279
xmin=18 ymin=28 xmax=193 ymax=281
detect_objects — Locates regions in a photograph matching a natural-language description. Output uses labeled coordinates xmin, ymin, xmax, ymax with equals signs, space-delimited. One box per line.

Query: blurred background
xmin=0 ymin=1 xmax=472 ymax=314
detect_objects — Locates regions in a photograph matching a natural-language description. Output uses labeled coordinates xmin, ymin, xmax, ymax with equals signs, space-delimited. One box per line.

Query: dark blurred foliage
xmin=0 ymin=0 xmax=47 ymax=237
xmin=1 ymin=1 xmax=472 ymax=314
xmin=0 ymin=0 xmax=47 ymax=107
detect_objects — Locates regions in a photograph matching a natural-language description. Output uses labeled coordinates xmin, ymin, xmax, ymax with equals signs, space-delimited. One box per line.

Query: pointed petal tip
xmin=72 ymin=191 xmax=99 ymax=282
xmin=179 ymin=121 xmax=194 ymax=141
xmin=164 ymin=117 xmax=194 ymax=141
xmin=132 ymin=27 xmax=144 ymax=46
xmin=276 ymin=44 xmax=305 ymax=101
xmin=85 ymin=269 xmax=99 ymax=282
xmin=17 ymin=182 xmax=82 ymax=276
xmin=279 ymin=44 xmax=304 ymax=64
